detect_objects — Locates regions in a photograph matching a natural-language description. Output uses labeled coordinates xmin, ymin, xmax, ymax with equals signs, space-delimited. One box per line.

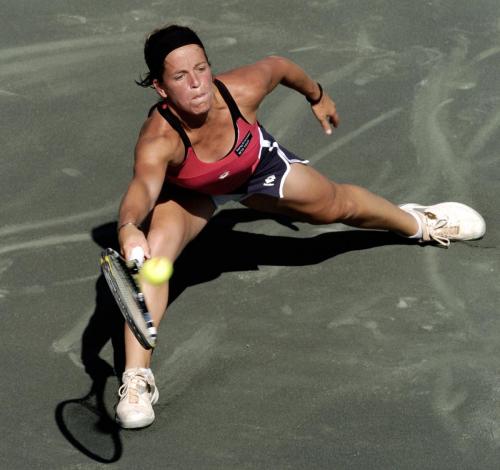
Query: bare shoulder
xmin=216 ymin=56 xmax=286 ymax=110
xmin=135 ymin=111 xmax=185 ymax=167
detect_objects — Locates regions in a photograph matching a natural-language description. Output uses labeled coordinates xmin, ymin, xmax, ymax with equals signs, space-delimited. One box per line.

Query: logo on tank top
xmin=263 ymin=175 xmax=276 ymax=187
xmin=235 ymin=131 xmax=253 ymax=156
xmin=218 ymin=171 xmax=230 ymax=179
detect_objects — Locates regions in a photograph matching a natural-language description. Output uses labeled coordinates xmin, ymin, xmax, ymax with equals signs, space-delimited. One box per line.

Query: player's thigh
xmin=147 ymin=189 xmax=215 ymax=260
xmin=243 ymin=164 xmax=338 ymax=222
xmin=282 ymin=163 xmax=336 ymax=207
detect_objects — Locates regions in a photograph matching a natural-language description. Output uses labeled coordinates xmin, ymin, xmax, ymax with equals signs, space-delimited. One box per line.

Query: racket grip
xmin=129 ymin=246 xmax=145 ymax=267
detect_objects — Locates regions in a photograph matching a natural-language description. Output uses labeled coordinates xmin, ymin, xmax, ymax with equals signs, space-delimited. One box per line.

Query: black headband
xmin=145 ymin=27 xmax=205 ymax=79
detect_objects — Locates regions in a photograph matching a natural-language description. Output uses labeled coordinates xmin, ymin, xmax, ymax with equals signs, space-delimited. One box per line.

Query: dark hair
xmin=136 ymin=25 xmax=206 ymax=88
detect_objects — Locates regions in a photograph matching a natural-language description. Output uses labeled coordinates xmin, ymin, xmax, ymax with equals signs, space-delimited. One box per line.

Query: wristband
xmin=117 ymin=221 xmax=140 ymax=233
xmin=306 ymin=82 xmax=323 ymax=105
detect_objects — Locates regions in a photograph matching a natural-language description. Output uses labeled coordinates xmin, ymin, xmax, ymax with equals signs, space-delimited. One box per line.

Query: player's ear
xmin=153 ymin=79 xmax=167 ymax=99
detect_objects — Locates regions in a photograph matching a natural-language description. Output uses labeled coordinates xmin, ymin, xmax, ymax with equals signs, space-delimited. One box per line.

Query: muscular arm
xmin=117 ymin=136 xmax=172 ymax=258
xmin=218 ymin=55 xmax=339 ymax=134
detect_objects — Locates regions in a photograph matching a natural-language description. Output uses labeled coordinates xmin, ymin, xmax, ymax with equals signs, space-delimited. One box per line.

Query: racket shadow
xmin=55 ymin=229 xmax=125 ymax=462
xmin=54 ymin=370 xmax=122 ymax=463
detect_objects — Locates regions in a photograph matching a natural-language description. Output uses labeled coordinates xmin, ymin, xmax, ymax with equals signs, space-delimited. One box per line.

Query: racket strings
xmin=109 ymin=259 xmax=146 ymax=326
xmin=100 ymin=248 xmax=157 ymax=349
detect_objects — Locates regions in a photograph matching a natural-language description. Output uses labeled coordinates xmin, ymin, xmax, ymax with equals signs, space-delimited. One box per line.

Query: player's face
xmin=155 ymin=44 xmax=213 ymax=115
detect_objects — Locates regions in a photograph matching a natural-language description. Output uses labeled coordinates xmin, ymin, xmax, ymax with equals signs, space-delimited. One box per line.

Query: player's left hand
xmin=311 ymin=93 xmax=339 ymax=135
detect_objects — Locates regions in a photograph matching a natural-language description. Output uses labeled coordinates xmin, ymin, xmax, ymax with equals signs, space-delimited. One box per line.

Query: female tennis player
xmin=114 ymin=25 xmax=485 ymax=428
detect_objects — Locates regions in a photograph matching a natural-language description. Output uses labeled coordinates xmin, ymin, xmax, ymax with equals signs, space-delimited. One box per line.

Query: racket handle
xmin=129 ymin=246 xmax=145 ymax=267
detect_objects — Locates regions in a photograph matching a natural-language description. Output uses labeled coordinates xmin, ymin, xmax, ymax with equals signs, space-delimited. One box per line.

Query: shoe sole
xmin=117 ymin=414 xmax=155 ymax=429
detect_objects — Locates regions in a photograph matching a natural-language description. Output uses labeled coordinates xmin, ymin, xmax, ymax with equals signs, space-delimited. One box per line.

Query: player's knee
xmin=306 ymin=184 xmax=357 ymax=224
xmin=147 ymin=223 xmax=187 ymax=260
xmin=309 ymin=204 xmax=347 ymax=224
xmin=305 ymin=184 xmax=341 ymax=224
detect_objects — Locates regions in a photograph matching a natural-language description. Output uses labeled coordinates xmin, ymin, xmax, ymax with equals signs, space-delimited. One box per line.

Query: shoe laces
xmin=422 ymin=211 xmax=459 ymax=248
xmin=118 ymin=369 xmax=153 ymax=404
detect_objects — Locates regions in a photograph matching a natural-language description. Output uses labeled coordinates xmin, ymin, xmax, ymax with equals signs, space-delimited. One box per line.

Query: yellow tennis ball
xmin=140 ymin=257 xmax=173 ymax=285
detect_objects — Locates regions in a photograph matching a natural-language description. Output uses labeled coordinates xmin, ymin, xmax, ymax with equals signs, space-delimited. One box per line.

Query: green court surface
xmin=1 ymin=1 xmax=499 ymax=468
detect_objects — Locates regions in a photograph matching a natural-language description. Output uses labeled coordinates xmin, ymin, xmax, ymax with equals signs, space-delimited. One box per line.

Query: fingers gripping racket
xmin=99 ymin=247 xmax=157 ymax=349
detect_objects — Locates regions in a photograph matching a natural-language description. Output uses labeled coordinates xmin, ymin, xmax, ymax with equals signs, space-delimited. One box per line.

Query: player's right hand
xmin=119 ymin=224 xmax=151 ymax=262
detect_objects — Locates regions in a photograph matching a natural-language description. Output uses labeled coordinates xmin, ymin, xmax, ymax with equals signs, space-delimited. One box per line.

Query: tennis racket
xmin=99 ymin=247 xmax=157 ymax=349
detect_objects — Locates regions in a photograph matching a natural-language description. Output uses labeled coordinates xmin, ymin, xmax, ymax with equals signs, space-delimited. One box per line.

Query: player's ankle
xmin=125 ymin=364 xmax=150 ymax=370
xmin=400 ymin=206 xmax=423 ymax=239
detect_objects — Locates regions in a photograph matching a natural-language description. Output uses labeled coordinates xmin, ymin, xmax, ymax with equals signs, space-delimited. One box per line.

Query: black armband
xmin=306 ymin=82 xmax=323 ymax=105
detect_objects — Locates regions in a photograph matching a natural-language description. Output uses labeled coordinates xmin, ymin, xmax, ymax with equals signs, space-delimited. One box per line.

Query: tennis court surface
xmin=1 ymin=0 xmax=499 ymax=468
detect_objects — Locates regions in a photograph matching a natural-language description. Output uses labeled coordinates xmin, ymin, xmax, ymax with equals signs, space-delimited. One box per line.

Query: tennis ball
xmin=140 ymin=257 xmax=173 ymax=285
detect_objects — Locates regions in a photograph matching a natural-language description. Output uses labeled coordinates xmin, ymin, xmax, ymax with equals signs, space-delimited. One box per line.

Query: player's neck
xmin=169 ymin=105 xmax=210 ymax=130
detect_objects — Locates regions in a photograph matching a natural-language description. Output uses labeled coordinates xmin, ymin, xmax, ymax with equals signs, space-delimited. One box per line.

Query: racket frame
xmin=100 ymin=248 xmax=157 ymax=349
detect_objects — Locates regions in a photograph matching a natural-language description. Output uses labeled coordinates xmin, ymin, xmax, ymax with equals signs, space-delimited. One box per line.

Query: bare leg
xmin=243 ymin=164 xmax=419 ymax=236
xmin=124 ymin=192 xmax=215 ymax=369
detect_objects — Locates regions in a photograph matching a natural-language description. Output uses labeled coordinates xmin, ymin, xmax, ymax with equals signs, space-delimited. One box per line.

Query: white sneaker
xmin=116 ymin=368 xmax=159 ymax=429
xmin=400 ymin=202 xmax=486 ymax=247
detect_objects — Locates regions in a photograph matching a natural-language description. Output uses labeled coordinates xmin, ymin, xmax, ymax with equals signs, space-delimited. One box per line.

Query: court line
xmin=0 ymin=233 xmax=91 ymax=255
xmin=0 ymin=32 xmax=141 ymax=62
xmin=464 ymin=107 xmax=500 ymax=160
xmin=307 ymin=107 xmax=403 ymax=165
xmin=52 ymin=309 xmax=94 ymax=354
xmin=268 ymin=58 xmax=367 ymax=142
xmin=0 ymin=201 xmax=117 ymax=237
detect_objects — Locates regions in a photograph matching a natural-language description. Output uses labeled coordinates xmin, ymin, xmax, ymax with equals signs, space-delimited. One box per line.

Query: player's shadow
xmin=91 ymin=207 xmax=414 ymax=311
xmin=168 ymin=209 xmax=414 ymax=304
xmin=55 ymin=207 xmax=413 ymax=462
